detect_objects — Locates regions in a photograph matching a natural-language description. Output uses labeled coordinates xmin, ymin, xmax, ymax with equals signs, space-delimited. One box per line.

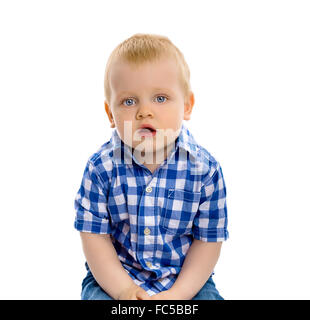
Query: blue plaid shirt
xmin=74 ymin=123 xmax=228 ymax=296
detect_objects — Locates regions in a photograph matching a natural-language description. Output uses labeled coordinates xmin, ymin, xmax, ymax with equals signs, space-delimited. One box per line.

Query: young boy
xmin=74 ymin=33 xmax=229 ymax=300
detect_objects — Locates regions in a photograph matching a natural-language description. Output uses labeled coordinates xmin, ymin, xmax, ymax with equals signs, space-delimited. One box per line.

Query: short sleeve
xmin=193 ymin=163 xmax=229 ymax=242
xmin=74 ymin=160 xmax=112 ymax=234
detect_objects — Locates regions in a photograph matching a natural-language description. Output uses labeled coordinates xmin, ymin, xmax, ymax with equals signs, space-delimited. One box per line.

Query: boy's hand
xmin=149 ymin=289 xmax=182 ymax=300
xmin=118 ymin=282 xmax=151 ymax=300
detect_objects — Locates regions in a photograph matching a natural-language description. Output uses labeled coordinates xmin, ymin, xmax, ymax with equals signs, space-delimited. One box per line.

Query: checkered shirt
xmin=74 ymin=123 xmax=229 ymax=296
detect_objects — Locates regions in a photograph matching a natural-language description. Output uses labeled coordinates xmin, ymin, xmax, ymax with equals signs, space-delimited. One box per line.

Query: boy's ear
xmin=183 ymin=91 xmax=195 ymax=121
xmin=104 ymin=101 xmax=115 ymax=128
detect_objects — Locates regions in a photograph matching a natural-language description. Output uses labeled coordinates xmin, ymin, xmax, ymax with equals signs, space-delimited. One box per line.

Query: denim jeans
xmin=81 ymin=264 xmax=224 ymax=300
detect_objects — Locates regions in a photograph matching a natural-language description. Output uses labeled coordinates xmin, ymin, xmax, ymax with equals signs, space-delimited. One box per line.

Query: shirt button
xmin=146 ymin=262 xmax=152 ymax=268
xmin=146 ymin=186 xmax=152 ymax=193
xmin=144 ymin=227 xmax=151 ymax=235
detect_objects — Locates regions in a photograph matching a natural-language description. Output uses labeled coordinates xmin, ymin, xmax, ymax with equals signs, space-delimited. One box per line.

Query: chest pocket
xmin=160 ymin=189 xmax=201 ymax=235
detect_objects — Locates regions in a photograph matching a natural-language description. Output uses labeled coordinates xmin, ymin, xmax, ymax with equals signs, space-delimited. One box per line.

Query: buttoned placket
xmin=132 ymin=144 xmax=179 ymax=271
xmin=136 ymin=178 xmax=157 ymax=270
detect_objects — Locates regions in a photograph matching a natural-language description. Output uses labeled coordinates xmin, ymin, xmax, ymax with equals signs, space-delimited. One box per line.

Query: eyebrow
xmin=117 ymin=91 xmax=136 ymax=97
xmin=117 ymin=88 xmax=173 ymax=98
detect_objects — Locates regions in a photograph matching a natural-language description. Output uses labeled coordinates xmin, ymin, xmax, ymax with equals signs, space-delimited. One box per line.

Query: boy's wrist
xmin=116 ymin=281 xmax=139 ymax=300
xmin=168 ymin=285 xmax=192 ymax=300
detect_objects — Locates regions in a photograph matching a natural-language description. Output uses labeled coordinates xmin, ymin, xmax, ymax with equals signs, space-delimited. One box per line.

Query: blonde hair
xmin=104 ymin=33 xmax=191 ymax=104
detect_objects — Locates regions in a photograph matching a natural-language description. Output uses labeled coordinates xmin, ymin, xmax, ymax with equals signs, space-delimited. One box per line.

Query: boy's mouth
xmin=138 ymin=124 xmax=157 ymax=137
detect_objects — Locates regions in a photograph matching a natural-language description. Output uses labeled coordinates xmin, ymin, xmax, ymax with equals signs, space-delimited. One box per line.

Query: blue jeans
xmin=81 ymin=264 xmax=224 ymax=300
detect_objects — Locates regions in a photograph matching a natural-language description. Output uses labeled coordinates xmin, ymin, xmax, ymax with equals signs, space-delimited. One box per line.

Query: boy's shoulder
xmin=89 ymin=140 xmax=113 ymax=163
xmin=192 ymin=143 xmax=221 ymax=182
xmin=86 ymin=138 xmax=115 ymax=176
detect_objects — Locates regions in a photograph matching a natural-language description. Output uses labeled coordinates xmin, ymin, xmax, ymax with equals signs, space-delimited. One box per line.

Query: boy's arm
xmin=151 ymin=239 xmax=222 ymax=300
xmin=80 ymin=232 xmax=150 ymax=300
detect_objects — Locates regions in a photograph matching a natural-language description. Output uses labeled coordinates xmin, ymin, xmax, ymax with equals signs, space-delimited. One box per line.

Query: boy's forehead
xmin=109 ymin=57 xmax=181 ymax=94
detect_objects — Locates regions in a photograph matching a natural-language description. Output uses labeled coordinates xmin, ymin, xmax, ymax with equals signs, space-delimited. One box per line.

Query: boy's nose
xmin=136 ymin=106 xmax=154 ymax=119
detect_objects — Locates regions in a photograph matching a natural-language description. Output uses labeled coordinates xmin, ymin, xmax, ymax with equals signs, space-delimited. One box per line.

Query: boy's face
xmin=105 ymin=56 xmax=194 ymax=162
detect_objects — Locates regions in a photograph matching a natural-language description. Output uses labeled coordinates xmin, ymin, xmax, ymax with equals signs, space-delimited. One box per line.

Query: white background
xmin=0 ymin=0 xmax=309 ymax=299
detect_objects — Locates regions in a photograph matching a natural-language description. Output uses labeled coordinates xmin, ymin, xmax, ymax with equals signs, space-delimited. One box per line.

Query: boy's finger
xmin=136 ymin=289 xmax=150 ymax=300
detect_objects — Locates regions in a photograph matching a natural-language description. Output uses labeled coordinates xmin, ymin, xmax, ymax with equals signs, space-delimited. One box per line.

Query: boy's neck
xmin=134 ymin=142 xmax=176 ymax=174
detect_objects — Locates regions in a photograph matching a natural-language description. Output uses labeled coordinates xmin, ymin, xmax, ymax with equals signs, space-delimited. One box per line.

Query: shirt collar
xmin=111 ymin=128 xmax=123 ymax=149
xmin=175 ymin=123 xmax=198 ymax=158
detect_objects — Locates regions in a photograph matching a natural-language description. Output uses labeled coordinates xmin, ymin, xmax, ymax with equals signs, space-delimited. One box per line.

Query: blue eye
xmin=156 ymin=96 xmax=167 ymax=103
xmin=123 ymin=98 xmax=135 ymax=106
